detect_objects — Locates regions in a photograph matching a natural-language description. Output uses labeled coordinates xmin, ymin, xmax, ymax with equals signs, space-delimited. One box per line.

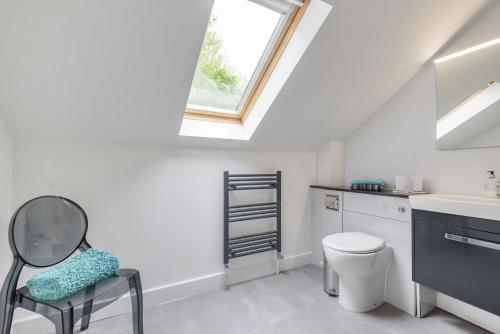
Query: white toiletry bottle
xmin=485 ymin=171 xmax=498 ymax=198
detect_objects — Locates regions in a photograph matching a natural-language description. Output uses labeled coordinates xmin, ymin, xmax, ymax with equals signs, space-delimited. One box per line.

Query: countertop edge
xmin=310 ymin=185 xmax=410 ymax=198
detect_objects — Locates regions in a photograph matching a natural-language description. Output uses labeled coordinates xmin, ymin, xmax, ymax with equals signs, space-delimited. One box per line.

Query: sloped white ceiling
xmin=0 ymin=0 xmax=490 ymax=151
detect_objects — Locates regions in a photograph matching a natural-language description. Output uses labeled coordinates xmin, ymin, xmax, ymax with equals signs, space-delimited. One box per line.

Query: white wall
xmin=10 ymin=139 xmax=316 ymax=329
xmin=345 ymin=64 xmax=500 ymax=195
xmin=345 ymin=3 xmax=500 ymax=196
xmin=316 ymin=141 xmax=344 ymax=186
xmin=0 ymin=115 xmax=13 ymax=281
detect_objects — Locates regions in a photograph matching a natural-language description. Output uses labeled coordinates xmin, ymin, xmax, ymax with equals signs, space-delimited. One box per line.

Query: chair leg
xmin=129 ymin=274 xmax=143 ymax=334
xmin=0 ymin=260 xmax=24 ymax=334
xmin=80 ymin=300 xmax=93 ymax=331
xmin=0 ymin=304 xmax=14 ymax=334
xmin=80 ymin=284 xmax=95 ymax=331
xmin=54 ymin=309 xmax=74 ymax=334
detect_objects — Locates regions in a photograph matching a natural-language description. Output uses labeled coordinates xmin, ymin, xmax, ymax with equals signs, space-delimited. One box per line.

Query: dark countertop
xmin=310 ymin=185 xmax=410 ymax=198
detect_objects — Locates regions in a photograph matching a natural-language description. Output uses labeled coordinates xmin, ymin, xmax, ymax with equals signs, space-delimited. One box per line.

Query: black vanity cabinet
xmin=412 ymin=209 xmax=500 ymax=315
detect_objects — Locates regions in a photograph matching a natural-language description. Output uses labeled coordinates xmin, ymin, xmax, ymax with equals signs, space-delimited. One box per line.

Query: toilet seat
xmin=323 ymin=232 xmax=385 ymax=254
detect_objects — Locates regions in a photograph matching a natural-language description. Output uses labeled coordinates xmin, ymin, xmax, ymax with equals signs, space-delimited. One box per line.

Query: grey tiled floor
xmin=82 ymin=265 xmax=490 ymax=334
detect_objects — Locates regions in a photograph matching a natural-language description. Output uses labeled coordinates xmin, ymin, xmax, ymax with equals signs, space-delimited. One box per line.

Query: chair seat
xmin=17 ymin=269 xmax=139 ymax=313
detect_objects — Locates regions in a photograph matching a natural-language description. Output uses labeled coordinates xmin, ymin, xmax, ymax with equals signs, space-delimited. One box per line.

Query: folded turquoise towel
xmin=27 ymin=249 xmax=120 ymax=301
xmin=351 ymin=179 xmax=385 ymax=185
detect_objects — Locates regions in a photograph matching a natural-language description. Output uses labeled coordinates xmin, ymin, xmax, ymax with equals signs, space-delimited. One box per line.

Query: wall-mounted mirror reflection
xmin=435 ymin=37 xmax=500 ymax=150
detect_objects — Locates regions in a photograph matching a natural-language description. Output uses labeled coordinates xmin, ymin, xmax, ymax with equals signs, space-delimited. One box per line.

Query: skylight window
xmin=185 ymin=0 xmax=307 ymax=122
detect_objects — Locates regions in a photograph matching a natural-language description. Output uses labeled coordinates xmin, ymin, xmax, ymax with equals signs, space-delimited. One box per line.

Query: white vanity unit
xmin=310 ymin=186 xmax=416 ymax=316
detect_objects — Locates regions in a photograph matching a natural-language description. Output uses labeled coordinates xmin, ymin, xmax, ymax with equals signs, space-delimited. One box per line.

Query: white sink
xmin=409 ymin=194 xmax=500 ymax=221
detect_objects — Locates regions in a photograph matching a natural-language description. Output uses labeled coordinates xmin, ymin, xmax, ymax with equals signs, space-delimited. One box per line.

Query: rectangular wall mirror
xmin=435 ymin=38 xmax=500 ymax=150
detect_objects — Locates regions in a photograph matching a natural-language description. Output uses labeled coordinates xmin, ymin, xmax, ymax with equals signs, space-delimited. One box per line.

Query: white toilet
xmin=322 ymin=232 xmax=391 ymax=312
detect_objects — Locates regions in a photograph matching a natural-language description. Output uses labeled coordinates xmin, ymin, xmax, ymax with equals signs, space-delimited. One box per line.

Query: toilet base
xmin=338 ymin=275 xmax=385 ymax=312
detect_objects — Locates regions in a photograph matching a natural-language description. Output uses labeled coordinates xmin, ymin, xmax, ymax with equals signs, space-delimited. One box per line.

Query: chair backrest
xmin=9 ymin=196 xmax=88 ymax=268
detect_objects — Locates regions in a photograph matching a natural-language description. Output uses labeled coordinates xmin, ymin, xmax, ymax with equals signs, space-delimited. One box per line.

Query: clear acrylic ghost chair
xmin=0 ymin=196 xmax=143 ymax=334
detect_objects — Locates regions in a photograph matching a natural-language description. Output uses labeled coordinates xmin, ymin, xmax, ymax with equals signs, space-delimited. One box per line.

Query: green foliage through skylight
xmin=187 ymin=0 xmax=282 ymax=114
xmin=189 ymin=17 xmax=244 ymax=111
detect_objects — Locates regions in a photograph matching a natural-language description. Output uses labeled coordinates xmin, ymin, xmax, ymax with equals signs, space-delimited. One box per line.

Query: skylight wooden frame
xmin=184 ymin=0 xmax=310 ymax=124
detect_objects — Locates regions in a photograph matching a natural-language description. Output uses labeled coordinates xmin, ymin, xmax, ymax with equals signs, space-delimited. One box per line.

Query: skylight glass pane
xmin=187 ymin=0 xmax=282 ymax=114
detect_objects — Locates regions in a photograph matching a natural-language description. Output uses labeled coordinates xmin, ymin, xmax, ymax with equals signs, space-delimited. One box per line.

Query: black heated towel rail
xmin=223 ymin=171 xmax=282 ymax=266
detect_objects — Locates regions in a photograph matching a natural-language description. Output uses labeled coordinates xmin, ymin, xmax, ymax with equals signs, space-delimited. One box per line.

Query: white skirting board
xmin=12 ymin=252 xmax=312 ymax=334
xmin=226 ymin=252 xmax=312 ymax=286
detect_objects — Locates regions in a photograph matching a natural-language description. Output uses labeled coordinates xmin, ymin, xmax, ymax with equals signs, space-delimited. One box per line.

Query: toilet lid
xmin=323 ymin=232 xmax=385 ymax=254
